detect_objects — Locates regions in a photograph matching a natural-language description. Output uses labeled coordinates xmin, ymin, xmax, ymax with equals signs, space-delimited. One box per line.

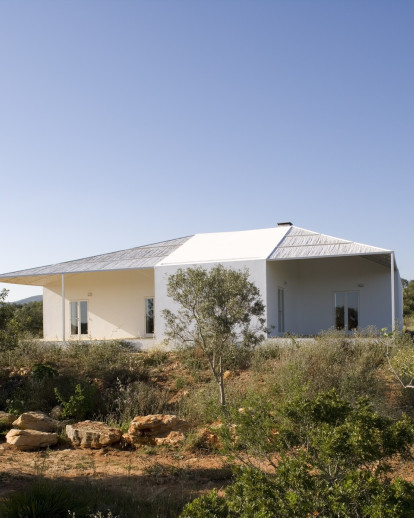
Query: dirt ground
xmin=0 ymin=441 xmax=233 ymax=503
xmin=2 ymin=440 xmax=414 ymax=504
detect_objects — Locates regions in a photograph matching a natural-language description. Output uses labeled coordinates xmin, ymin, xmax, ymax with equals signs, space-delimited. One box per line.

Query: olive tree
xmin=162 ymin=265 xmax=266 ymax=406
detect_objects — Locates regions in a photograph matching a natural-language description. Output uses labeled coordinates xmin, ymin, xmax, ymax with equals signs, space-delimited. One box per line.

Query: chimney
xmin=277 ymin=221 xmax=292 ymax=227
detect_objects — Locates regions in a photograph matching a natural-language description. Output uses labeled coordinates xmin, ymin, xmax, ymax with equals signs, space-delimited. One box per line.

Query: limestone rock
xmin=13 ymin=411 xmax=58 ymax=433
xmin=154 ymin=431 xmax=185 ymax=446
xmin=0 ymin=411 xmax=15 ymax=426
xmin=6 ymin=429 xmax=58 ymax=450
xmin=128 ymin=414 xmax=188 ymax=446
xmin=66 ymin=421 xmax=122 ymax=449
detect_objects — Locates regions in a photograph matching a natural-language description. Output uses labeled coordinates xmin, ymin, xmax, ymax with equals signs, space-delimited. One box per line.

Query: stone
xmin=0 ymin=411 xmax=15 ymax=426
xmin=128 ymin=414 xmax=188 ymax=446
xmin=66 ymin=421 xmax=122 ymax=449
xmin=49 ymin=405 xmax=62 ymax=420
xmin=6 ymin=429 xmax=58 ymax=450
xmin=13 ymin=411 xmax=58 ymax=432
xmin=154 ymin=431 xmax=185 ymax=446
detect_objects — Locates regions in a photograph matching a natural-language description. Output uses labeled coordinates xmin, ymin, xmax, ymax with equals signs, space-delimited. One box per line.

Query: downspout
xmin=391 ymin=252 xmax=395 ymax=331
xmin=62 ymin=274 xmax=66 ymax=343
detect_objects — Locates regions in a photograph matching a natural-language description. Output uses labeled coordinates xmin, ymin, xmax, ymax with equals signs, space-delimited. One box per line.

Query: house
xmin=0 ymin=223 xmax=402 ymax=343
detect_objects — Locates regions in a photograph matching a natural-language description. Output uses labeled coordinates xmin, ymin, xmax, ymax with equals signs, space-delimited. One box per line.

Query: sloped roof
xmin=268 ymin=226 xmax=391 ymax=260
xmin=0 ymin=236 xmax=192 ymax=285
xmin=0 ymin=225 xmax=395 ymax=286
xmin=158 ymin=226 xmax=290 ymax=266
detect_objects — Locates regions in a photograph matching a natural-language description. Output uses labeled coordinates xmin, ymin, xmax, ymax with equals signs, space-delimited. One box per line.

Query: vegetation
xmin=403 ymin=279 xmax=414 ymax=331
xmin=163 ymin=265 xmax=266 ymax=406
xmin=182 ymin=391 xmax=414 ymax=517
xmin=2 ymin=286 xmax=414 ymax=517
xmin=0 ymin=289 xmax=43 ymax=352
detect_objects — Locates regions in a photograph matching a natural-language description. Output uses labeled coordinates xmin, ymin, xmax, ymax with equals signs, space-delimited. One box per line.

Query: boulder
xmin=128 ymin=414 xmax=188 ymax=446
xmin=0 ymin=411 xmax=15 ymax=426
xmin=13 ymin=411 xmax=58 ymax=433
xmin=66 ymin=421 xmax=122 ymax=449
xmin=6 ymin=429 xmax=58 ymax=450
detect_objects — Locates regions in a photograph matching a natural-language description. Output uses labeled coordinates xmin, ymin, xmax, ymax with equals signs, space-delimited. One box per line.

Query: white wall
xmin=43 ymin=269 xmax=154 ymax=340
xmin=266 ymin=260 xmax=300 ymax=335
xmin=41 ymin=255 xmax=401 ymax=342
xmin=155 ymin=259 xmax=267 ymax=343
xmin=266 ymin=256 xmax=396 ymax=335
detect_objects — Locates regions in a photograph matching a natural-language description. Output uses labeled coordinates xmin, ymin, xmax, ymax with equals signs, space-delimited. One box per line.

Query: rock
xmin=154 ymin=431 xmax=185 ymax=446
xmin=66 ymin=421 xmax=122 ymax=449
xmin=49 ymin=405 xmax=62 ymax=420
xmin=13 ymin=411 xmax=58 ymax=433
xmin=223 ymin=370 xmax=232 ymax=380
xmin=0 ymin=411 xmax=15 ymax=426
xmin=128 ymin=414 xmax=188 ymax=446
xmin=6 ymin=429 xmax=58 ymax=450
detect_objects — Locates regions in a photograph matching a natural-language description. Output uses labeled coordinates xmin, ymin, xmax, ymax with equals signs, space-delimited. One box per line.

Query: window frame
xmin=70 ymin=300 xmax=89 ymax=337
xmin=145 ymin=297 xmax=154 ymax=336
xmin=334 ymin=291 xmax=359 ymax=331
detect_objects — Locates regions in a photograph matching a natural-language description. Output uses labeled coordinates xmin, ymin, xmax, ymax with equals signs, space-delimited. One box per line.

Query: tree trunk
xmin=219 ymin=377 xmax=226 ymax=407
xmin=219 ymin=357 xmax=226 ymax=407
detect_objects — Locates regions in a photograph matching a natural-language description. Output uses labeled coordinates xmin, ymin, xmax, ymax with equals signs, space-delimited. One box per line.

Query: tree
xmin=14 ymin=301 xmax=43 ymax=337
xmin=0 ymin=289 xmax=20 ymax=352
xmin=0 ymin=289 xmax=14 ymax=329
xmin=162 ymin=265 xmax=266 ymax=406
xmin=403 ymin=279 xmax=414 ymax=318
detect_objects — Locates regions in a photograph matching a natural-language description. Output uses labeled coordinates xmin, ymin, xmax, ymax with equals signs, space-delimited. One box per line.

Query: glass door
xmin=70 ymin=301 xmax=88 ymax=337
xmin=334 ymin=292 xmax=358 ymax=331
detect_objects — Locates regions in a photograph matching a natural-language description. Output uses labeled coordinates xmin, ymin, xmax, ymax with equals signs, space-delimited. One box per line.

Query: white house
xmin=0 ymin=223 xmax=402 ymax=343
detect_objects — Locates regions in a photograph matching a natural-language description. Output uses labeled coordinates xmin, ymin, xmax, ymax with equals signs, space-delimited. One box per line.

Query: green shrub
xmin=181 ymin=463 xmax=414 ymax=518
xmin=31 ymin=362 xmax=58 ymax=380
xmin=54 ymin=383 xmax=99 ymax=420
xmin=180 ymin=489 xmax=228 ymax=518
xmin=183 ymin=391 xmax=414 ymax=518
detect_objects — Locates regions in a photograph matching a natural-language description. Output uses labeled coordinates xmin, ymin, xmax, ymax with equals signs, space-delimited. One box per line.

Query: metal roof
xmin=268 ymin=226 xmax=392 ymax=262
xmin=0 ymin=225 xmax=396 ymax=287
xmin=0 ymin=236 xmax=192 ymax=285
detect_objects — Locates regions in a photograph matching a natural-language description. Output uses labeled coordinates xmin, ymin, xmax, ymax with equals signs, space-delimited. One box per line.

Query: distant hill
xmin=12 ymin=295 xmax=43 ymax=305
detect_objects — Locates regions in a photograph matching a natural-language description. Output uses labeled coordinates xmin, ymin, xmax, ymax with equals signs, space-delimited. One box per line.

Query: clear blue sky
xmin=1 ymin=1 xmax=413 ymax=301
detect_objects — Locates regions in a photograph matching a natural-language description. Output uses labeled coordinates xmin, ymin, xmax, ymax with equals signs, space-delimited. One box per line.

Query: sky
xmin=0 ymin=0 xmax=413 ymax=301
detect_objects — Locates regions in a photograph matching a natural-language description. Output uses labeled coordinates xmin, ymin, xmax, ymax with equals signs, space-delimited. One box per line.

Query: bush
xmin=181 ymin=463 xmax=414 ymax=518
xmin=250 ymin=331 xmax=405 ymax=417
xmin=106 ymin=379 xmax=170 ymax=426
xmin=182 ymin=391 xmax=414 ymax=518
xmin=180 ymin=490 xmax=229 ymax=518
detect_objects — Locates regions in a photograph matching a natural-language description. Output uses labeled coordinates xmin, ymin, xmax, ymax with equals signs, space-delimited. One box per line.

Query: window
xmin=278 ymin=287 xmax=285 ymax=333
xmin=70 ymin=301 xmax=88 ymax=336
xmin=145 ymin=297 xmax=154 ymax=335
xmin=334 ymin=291 xmax=358 ymax=331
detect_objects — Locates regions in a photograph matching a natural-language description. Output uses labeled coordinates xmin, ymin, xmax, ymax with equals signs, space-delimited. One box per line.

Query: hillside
xmin=1 ymin=333 xmax=414 ymax=516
